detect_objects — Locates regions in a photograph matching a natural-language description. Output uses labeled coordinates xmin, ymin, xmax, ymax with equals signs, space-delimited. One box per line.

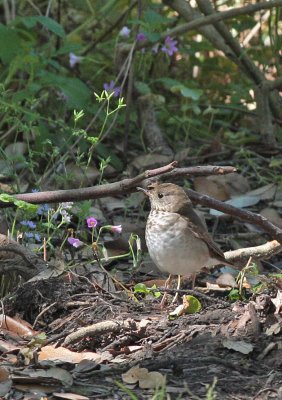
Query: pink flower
xmin=111 ymin=225 xmax=122 ymax=234
xmin=68 ymin=237 xmax=83 ymax=248
xmin=87 ymin=217 xmax=98 ymax=228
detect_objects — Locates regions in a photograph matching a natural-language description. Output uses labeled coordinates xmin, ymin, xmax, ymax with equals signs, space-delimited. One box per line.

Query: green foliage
xmin=134 ymin=283 xmax=161 ymax=298
xmin=0 ymin=194 xmax=38 ymax=213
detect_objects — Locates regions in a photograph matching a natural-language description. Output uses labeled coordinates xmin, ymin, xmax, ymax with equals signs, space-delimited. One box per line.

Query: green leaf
xmin=134 ymin=283 xmax=150 ymax=295
xmin=0 ymin=24 xmax=22 ymax=63
xmin=14 ymin=200 xmax=38 ymax=212
xmin=228 ymin=288 xmax=240 ymax=301
xmin=144 ymin=10 xmax=169 ymax=26
xmin=158 ymin=78 xmax=203 ymax=100
xmin=170 ymin=85 xmax=203 ymax=100
xmin=184 ymin=295 xmax=202 ymax=314
xmin=143 ymin=31 xmax=161 ymax=42
xmin=135 ymin=81 xmax=151 ymax=95
xmin=21 ymin=16 xmax=65 ymax=37
xmin=95 ymin=143 xmax=123 ymax=171
xmin=0 ymin=194 xmax=38 ymax=212
xmin=0 ymin=194 xmax=14 ymax=203
xmin=39 ymin=72 xmax=91 ymax=109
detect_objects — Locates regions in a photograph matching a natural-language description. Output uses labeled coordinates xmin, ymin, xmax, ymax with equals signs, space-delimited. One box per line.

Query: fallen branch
xmin=186 ymin=189 xmax=282 ymax=244
xmin=0 ymin=163 xmax=235 ymax=206
xmin=224 ymin=240 xmax=282 ymax=264
xmin=63 ymin=319 xmax=136 ymax=346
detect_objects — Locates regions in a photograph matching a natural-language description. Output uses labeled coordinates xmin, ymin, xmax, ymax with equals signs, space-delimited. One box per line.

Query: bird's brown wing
xmin=178 ymin=203 xmax=226 ymax=262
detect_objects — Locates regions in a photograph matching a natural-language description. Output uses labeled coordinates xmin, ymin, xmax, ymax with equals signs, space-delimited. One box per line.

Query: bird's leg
xmin=172 ymin=274 xmax=182 ymax=304
xmin=191 ymin=273 xmax=196 ymax=289
xmin=160 ymin=274 xmax=172 ymax=308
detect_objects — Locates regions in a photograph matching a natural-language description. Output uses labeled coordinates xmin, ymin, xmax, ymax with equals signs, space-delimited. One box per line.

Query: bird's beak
xmin=136 ymin=186 xmax=149 ymax=196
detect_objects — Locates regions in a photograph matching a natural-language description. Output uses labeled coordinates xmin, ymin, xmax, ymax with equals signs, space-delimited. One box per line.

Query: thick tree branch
xmin=164 ymin=0 xmax=282 ymax=41
xmin=0 ymin=164 xmax=235 ymax=206
xmin=1 ymin=163 xmax=281 ymax=244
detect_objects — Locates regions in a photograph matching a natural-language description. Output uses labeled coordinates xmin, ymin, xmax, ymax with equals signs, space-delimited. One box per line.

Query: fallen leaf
xmin=0 ymin=315 xmax=36 ymax=336
xmin=260 ymin=208 xmax=282 ymax=228
xmin=53 ymin=393 xmax=90 ymax=400
xmin=122 ymin=366 xmax=149 ymax=384
xmin=12 ymin=367 xmax=73 ymax=387
xmin=222 ymin=339 xmax=254 ymax=354
xmin=216 ymin=273 xmax=237 ymax=288
xmin=39 ymin=345 xmax=101 ymax=364
xmin=271 ymin=291 xmax=282 ymax=314
xmin=139 ymin=371 xmax=166 ymax=389
xmin=265 ymin=322 xmax=281 ymax=336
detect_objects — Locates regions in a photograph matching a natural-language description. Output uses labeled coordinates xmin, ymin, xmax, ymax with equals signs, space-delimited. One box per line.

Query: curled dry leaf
xmin=0 ymin=315 xmax=36 ymax=337
xmin=39 ymin=345 xmax=102 ymax=364
xmin=122 ymin=366 xmax=166 ymax=389
xmin=122 ymin=365 xmax=149 ymax=384
xmin=139 ymin=371 xmax=166 ymax=389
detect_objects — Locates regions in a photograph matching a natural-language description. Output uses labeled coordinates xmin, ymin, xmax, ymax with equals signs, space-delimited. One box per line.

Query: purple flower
xmin=37 ymin=204 xmax=49 ymax=215
xmin=103 ymin=81 xmax=121 ymax=97
xmin=111 ymin=225 xmax=122 ymax=234
xmin=87 ymin=217 xmax=98 ymax=228
xmin=20 ymin=220 xmax=36 ymax=229
xmin=119 ymin=26 xmax=131 ymax=38
xmin=161 ymin=36 xmax=178 ymax=56
xmin=68 ymin=237 xmax=83 ymax=248
xmin=69 ymin=52 xmax=82 ymax=68
xmin=34 ymin=233 xmax=41 ymax=242
xmin=136 ymin=32 xmax=146 ymax=42
xmin=25 ymin=232 xmax=34 ymax=239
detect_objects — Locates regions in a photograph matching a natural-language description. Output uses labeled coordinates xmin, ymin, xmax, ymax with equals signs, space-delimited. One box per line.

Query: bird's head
xmin=137 ymin=182 xmax=191 ymax=212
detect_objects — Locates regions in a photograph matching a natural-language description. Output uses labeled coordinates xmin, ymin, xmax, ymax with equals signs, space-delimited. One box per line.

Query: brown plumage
xmin=138 ymin=182 xmax=229 ymax=277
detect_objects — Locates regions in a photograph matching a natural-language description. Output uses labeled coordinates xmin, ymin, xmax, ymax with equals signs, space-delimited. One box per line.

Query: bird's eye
xmin=158 ymin=193 xmax=164 ymax=199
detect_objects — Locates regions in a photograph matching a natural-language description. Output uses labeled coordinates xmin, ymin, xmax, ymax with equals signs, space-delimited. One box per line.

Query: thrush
xmin=138 ymin=182 xmax=229 ymax=287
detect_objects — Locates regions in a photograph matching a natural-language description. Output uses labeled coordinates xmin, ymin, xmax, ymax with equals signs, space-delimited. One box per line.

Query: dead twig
xmin=187 ymin=189 xmax=282 ymax=244
xmin=224 ymin=240 xmax=282 ymax=263
xmin=63 ymin=319 xmax=136 ymax=346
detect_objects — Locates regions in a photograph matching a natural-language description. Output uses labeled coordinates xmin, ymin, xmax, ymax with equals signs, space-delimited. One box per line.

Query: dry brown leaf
xmin=139 ymin=371 xmax=166 ymax=389
xmin=39 ymin=345 xmax=101 ymax=364
xmin=260 ymin=208 xmax=282 ymax=228
xmin=0 ymin=367 xmax=9 ymax=382
xmin=131 ymin=154 xmax=173 ymax=170
xmin=0 ymin=315 xmax=36 ymax=336
xmin=0 ymin=182 xmax=13 ymax=193
xmin=216 ymin=273 xmax=237 ymax=288
xmin=122 ymin=366 xmax=149 ymax=384
xmin=194 ymin=176 xmax=230 ymax=200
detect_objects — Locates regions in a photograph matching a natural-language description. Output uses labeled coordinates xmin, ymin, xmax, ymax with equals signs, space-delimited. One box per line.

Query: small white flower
xmin=119 ymin=26 xmax=131 ymax=38
xmin=69 ymin=52 xmax=82 ymax=68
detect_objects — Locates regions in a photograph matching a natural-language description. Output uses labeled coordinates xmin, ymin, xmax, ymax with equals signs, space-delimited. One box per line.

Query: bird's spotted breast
xmin=145 ymin=210 xmax=213 ymax=274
